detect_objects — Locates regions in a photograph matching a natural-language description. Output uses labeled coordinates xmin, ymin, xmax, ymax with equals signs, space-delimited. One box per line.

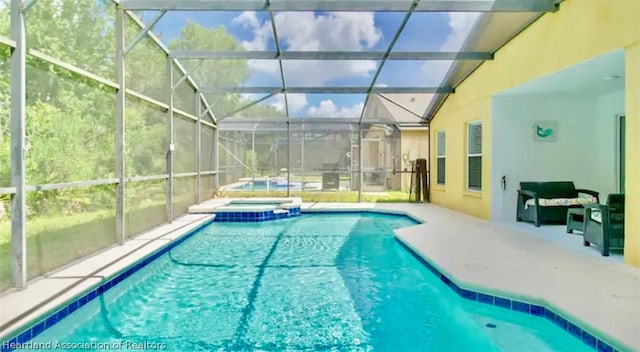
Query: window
xmin=436 ymin=130 xmax=446 ymax=185
xmin=467 ymin=121 xmax=482 ymax=191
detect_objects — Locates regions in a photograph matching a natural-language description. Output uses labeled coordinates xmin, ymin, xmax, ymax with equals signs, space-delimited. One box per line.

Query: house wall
xmin=491 ymin=92 xmax=624 ymax=222
xmin=428 ymin=0 xmax=640 ymax=265
xmin=400 ymin=130 xmax=429 ymax=191
xmin=429 ymin=99 xmax=492 ymax=219
xmin=595 ymin=90 xmax=626 ymax=193
xmin=625 ymin=43 xmax=640 ymax=266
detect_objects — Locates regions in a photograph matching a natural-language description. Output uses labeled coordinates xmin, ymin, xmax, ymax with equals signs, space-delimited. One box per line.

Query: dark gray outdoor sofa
xmin=516 ymin=181 xmax=599 ymax=227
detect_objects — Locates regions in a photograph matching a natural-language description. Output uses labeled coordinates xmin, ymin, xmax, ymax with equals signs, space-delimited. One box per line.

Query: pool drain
xmin=486 ymin=323 xmax=497 ymax=328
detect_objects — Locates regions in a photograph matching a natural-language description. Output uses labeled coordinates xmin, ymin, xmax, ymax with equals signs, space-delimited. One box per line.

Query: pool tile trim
xmin=395 ymin=239 xmax=620 ymax=352
xmin=0 ymin=217 xmax=216 ymax=352
xmin=213 ymin=207 xmax=301 ymax=222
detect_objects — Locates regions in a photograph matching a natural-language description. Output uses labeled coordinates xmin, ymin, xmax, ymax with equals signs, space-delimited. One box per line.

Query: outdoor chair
xmin=583 ymin=194 xmax=625 ymax=256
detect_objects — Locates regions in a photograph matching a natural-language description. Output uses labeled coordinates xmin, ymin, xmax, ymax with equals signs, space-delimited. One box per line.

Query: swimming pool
xmin=231 ymin=180 xmax=305 ymax=191
xmin=5 ymin=213 xmax=592 ymax=351
xmin=222 ymin=202 xmax=284 ymax=207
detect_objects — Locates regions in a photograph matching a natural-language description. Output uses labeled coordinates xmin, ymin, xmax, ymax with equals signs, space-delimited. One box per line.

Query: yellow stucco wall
xmin=429 ymin=101 xmax=492 ymax=219
xmin=400 ymin=130 xmax=429 ymax=191
xmin=428 ymin=0 xmax=640 ymax=264
xmin=625 ymin=44 xmax=640 ymax=266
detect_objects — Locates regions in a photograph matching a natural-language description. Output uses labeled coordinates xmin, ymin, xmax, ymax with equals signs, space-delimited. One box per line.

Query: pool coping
xmin=0 ymin=206 xmax=631 ymax=352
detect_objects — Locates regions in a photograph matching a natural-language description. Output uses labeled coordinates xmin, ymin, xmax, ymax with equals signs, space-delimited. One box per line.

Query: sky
xmin=145 ymin=10 xmax=481 ymax=119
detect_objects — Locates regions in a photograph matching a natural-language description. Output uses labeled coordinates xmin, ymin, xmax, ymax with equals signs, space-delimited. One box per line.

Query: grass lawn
xmin=0 ymin=190 xmax=412 ymax=290
xmin=216 ymin=190 xmax=411 ymax=203
xmin=0 ymin=203 xmax=168 ymax=291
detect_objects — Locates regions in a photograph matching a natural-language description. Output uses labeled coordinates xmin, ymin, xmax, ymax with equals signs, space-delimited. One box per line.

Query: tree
xmin=0 ymin=1 xmax=284 ymax=217
xmin=169 ymin=21 xmax=285 ymax=119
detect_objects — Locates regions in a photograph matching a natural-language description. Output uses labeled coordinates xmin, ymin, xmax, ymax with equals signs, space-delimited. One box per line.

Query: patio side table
xmin=566 ymin=207 xmax=585 ymax=234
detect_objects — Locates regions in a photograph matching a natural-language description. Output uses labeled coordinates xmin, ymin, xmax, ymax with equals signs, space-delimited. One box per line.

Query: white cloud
xmin=285 ymin=60 xmax=377 ymax=86
xmin=234 ymin=12 xmax=274 ymax=51
xmin=240 ymin=93 xmax=262 ymax=101
xmin=231 ymin=11 xmax=260 ymax=29
xmin=441 ymin=13 xmax=481 ymax=51
xmin=307 ymin=100 xmax=365 ymax=118
xmin=273 ymin=12 xmax=381 ymax=51
xmin=270 ymin=94 xmax=308 ymax=114
xmin=420 ymin=60 xmax=453 ymax=86
xmin=285 ymin=94 xmax=308 ymax=114
xmin=421 ymin=13 xmax=481 ymax=84
xmin=234 ymin=11 xmax=381 ymax=86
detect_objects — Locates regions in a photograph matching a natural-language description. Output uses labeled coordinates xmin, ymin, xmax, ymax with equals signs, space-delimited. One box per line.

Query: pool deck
xmin=0 ymin=202 xmax=638 ymax=351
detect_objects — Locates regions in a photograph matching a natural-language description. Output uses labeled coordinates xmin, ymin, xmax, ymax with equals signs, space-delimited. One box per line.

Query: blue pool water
xmin=20 ymin=213 xmax=590 ymax=351
xmin=231 ymin=180 xmax=305 ymax=191
xmin=222 ymin=202 xmax=286 ymax=208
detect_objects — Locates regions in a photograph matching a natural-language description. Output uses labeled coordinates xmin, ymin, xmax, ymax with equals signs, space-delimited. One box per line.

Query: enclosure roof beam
xmin=174 ymin=60 xmax=203 ymax=89
xmin=199 ymin=103 xmax=215 ymax=119
xmin=199 ymin=86 xmax=453 ymax=94
xmin=124 ymin=10 xmax=166 ymax=56
xmin=220 ymin=92 xmax=277 ymax=120
xmin=115 ymin=7 xmax=217 ymax=124
xmin=269 ymin=9 xmax=290 ymax=122
xmin=198 ymin=94 xmax=217 ymax=124
xmin=359 ymin=0 xmax=418 ymax=124
xmin=120 ymin=0 xmax=558 ymax=12
xmin=170 ymin=50 xmax=494 ymax=61
xmin=222 ymin=118 xmax=363 ymax=124
xmin=22 ymin=0 xmax=39 ymax=13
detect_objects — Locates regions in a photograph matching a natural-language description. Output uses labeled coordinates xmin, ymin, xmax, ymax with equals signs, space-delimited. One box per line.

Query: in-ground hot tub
xmin=189 ymin=198 xmax=302 ymax=222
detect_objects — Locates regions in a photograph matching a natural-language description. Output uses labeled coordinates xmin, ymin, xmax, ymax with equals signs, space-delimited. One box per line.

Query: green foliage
xmin=245 ymin=149 xmax=257 ymax=174
xmin=0 ymin=1 xmax=293 ymax=290
xmin=168 ymin=21 xmax=284 ymax=119
xmin=125 ymin=101 xmax=168 ymax=176
xmin=0 ymin=2 xmax=276 ymax=219
xmin=0 ymin=45 xmax=11 ymax=188
xmin=216 ymin=191 xmax=412 ymax=203
xmin=171 ymin=21 xmax=250 ymax=86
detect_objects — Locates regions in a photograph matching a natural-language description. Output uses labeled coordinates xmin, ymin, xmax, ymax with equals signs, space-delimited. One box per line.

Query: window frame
xmin=466 ymin=120 xmax=482 ymax=192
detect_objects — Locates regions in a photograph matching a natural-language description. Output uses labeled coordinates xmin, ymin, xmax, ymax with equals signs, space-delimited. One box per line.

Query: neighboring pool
xmin=222 ymin=202 xmax=286 ymax=208
xmin=11 ymin=213 xmax=591 ymax=351
xmin=231 ymin=181 xmax=305 ymax=191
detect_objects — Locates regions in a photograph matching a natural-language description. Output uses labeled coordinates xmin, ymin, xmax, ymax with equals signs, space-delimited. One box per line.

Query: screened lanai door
xmin=362 ymin=138 xmax=385 ymax=191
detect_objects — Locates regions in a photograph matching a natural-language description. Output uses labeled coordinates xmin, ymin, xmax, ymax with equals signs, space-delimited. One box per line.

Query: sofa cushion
xmin=525 ymin=195 xmax=597 ymax=209
xmin=520 ymin=181 xmax=577 ymax=199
